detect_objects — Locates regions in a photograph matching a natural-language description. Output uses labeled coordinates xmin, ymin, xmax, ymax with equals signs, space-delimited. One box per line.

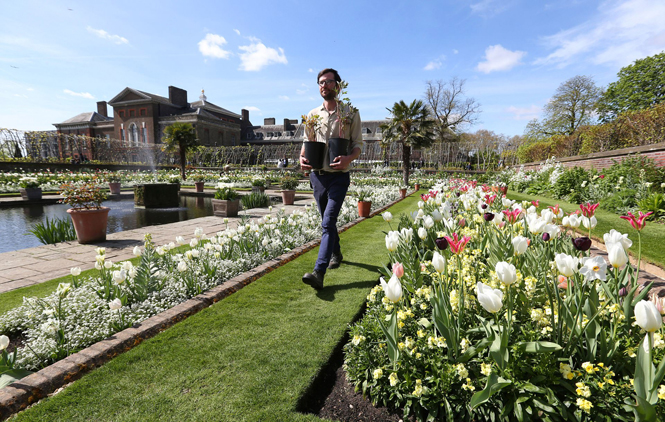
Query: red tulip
xmin=620 ymin=211 xmax=653 ymax=231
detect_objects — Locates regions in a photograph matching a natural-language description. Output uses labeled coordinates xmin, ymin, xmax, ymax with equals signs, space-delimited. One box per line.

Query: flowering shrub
xmin=345 ymin=179 xmax=665 ymax=420
xmin=59 ymin=181 xmax=108 ymax=210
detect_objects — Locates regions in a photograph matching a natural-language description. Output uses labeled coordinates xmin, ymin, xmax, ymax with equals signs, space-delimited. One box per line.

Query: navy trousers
xmin=309 ymin=171 xmax=350 ymax=274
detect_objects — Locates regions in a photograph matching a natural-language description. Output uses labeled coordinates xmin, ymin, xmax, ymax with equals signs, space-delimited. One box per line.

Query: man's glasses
xmin=318 ymin=79 xmax=336 ymax=86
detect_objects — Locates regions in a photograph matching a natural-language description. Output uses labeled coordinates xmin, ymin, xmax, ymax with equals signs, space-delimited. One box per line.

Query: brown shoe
xmin=302 ymin=270 xmax=324 ymax=290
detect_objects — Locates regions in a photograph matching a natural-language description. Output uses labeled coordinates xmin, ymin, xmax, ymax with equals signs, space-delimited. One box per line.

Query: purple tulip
xmin=572 ymin=237 xmax=592 ymax=252
xmin=435 ymin=237 xmax=449 ymax=250
xmin=542 ymin=232 xmax=550 ymax=241
xmin=481 ymin=203 xmax=488 ymax=209
xmin=619 ymin=287 xmax=628 ymax=297
xmin=483 ymin=212 xmax=495 ymax=221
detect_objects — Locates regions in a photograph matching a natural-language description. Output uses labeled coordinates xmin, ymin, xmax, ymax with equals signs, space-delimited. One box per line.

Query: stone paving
xmin=0 ymin=188 xmax=317 ymax=294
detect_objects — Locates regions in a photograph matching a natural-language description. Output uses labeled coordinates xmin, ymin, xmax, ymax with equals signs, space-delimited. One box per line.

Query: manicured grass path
xmin=10 ymin=196 xmax=418 ymax=422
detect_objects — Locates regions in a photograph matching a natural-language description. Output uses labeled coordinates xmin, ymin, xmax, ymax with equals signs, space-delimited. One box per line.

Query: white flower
xmin=567 ymin=214 xmax=581 ymax=228
xmin=382 ymin=212 xmax=393 ymax=222
xmin=400 ymin=228 xmax=413 ymax=243
xmin=108 ymin=298 xmax=122 ymax=310
xmin=432 ymin=252 xmax=446 ymax=274
xmin=423 ymin=216 xmax=434 ymax=229
xmin=607 ymin=243 xmax=628 ymax=268
xmin=555 ymin=253 xmax=578 ymax=277
xmin=512 ymin=236 xmax=529 ymax=255
xmin=56 ymin=282 xmax=71 ymax=297
xmin=581 ymin=216 xmax=597 ymax=230
xmin=431 ymin=209 xmax=443 ymax=222
xmin=104 ymin=260 xmax=113 ymax=269
xmin=636 ymin=300 xmax=663 ymax=333
xmin=194 ymin=227 xmax=203 ymax=238
xmin=95 ymin=247 xmax=106 ymax=256
xmin=417 ymin=200 xmax=424 ymax=209
xmin=385 ymin=231 xmax=399 ymax=252
xmin=380 ymin=274 xmax=402 ymax=303
xmin=112 ymin=270 xmax=127 ymax=284
xmin=190 ymin=238 xmax=198 ymax=248
xmin=579 ymin=256 xmax=607 ymax=281
xmin=0 ymin=335 xmax=9 ymax=350
xmin=543 ymin=223 xmax=560 ymax=239
xmin=176 ymin=236 xmax=186 ymax=245
xmin=177 ymin=261 xmax=188 ymax=272
xmin=477 ymin=282 xmax=503 ymax=313
xmin=133 ymin=246 xmax=142 ymax=257
xmin=603 ymin=229 xmax=632 ymax=252
xmin=70 ymin=267 xmax=81 ymax=276
xmin=495 ymin=261 xmax=517 ymax=286
xmin=418 ymin=227 xmax=427 ymax=240
xmin=527 ymin=215 xmax=546 ymax=235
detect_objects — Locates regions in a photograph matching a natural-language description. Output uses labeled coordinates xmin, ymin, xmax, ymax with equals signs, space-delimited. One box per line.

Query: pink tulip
xmin=393 ymin=262 xmax=404 ymax=278
xmin=620 ymin=211 xmax=653 ymax=231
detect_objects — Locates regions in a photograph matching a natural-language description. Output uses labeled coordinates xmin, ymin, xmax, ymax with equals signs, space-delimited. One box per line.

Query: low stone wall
xmin=519 ymin=142 xmax=665 ymax=171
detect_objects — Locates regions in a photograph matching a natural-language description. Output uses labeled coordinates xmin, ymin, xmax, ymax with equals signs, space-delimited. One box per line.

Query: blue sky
xmin=2 ymin=0 xmax=665 ymax=137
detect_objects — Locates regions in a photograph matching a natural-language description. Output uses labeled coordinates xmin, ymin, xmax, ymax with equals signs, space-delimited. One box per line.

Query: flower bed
xmin=344 ymin=179 xmax=665 ymax=420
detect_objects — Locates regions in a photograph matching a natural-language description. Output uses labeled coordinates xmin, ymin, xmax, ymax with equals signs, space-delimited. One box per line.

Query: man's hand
xmin=300 ymin=155 xmax=312 ymax=171
xmin=330 ymin=155 xmax=352 ymax=171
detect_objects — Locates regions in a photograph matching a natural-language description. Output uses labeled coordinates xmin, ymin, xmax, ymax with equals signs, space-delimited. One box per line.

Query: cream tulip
xmin=380 ymin=274 xmax=402 ymax=303
xmin=477 ymin=282 xmax=503 ymax=313
xmin=607 ymin=243 xmax=628 ymax=268
xmin=432 ymin=252 xmax=446 ymax=274
xmin=495 ymin=261 xmax=517 ymax=286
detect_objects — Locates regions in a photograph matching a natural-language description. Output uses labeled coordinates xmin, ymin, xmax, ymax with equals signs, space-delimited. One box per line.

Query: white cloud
xmin=279 ymin=95 xmax=290 ymax=100
xmin=308 ymin=68 xmax=314 ymax=73
xmin=63 ymin=89 xmax=94 ymax=99
xmin=86 ymin=26 xmax=129 ymax=45
xmin=243 ymin=106 xmax=262 ymax=115
xmin=477 ymin=45 xmax=526 ymax=73
xmin=424 ymin=56 xmax=445 ymax=71
xmin=234 ymin=29 xmax=241 ymax=36
xmin=453 ymin=49 xmax=459 ymax=54
xmin=198 ymin=34 xmax=231 ymax=59
xmin=238 ymin=38 xmax=287 ymax=71
xmin=470 ymin=0 xmax=511 ymax=16
xmin=535 ymin=0 xmax=665 ymax=68
xmin=506 ymin=105 xmax=541 ymax=120
xmin=27 ymin=88 xmax=34 ymax=91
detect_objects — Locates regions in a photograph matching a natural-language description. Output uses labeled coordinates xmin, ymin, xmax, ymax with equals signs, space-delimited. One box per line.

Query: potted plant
xmin=192 ymin=173 xmax=206 ymax=193
xmin=279 ymin=175 xmax=299 ymax=205
xmin=414 ymin=180 xmax=421 ymax=191
xmin=398 ymin=185 xmax=408 ymax=199
xmin=251 ymin=178 xmax=266 ymax=194
xmin=60 ymin=181 xmax=110 ymax=244
xmin=301 ymin=113 xmax=325 ymax=170
xmin=327 ymin=80 xmax=357 ymax=166
xmin=107 ymin=173 xmax=122 ymax=195
xmin=212 ymin=186 xmax=240 ymax=217
xmin=357 ymin=189 xmax=372 ymax=218
xmin=18 ymin=177 xmax=42 ymax=201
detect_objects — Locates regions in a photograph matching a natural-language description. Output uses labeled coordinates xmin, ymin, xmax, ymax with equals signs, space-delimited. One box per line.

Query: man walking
xmin=299 ymin=68 xmax=363 ymax=290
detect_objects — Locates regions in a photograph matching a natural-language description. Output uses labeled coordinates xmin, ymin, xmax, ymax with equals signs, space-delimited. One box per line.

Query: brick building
xmin=54 ymin=86 xmax=244 ymax=148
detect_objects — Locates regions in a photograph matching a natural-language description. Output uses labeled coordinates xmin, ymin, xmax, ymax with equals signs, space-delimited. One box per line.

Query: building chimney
xmin=97 ymin=101 xmax=108 ymax=117
xmin=241 ymin=109 xmax=250 ymax=129
xmin=264 ymin=118 xmax=275 ymax=125
xmin=168 ymin=86 xmax=188 ymax=107
xmin=283 ymin=118 xmax=291 ymax=130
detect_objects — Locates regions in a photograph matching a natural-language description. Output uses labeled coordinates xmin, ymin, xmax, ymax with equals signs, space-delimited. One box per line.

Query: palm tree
xmin=381 ymin=100 xmax=435 ymax=186
xmin=162 ymin=123 xmax=199 ymax=180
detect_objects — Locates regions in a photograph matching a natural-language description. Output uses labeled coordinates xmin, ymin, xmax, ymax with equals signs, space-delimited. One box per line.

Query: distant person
xmin=299 ymin=68 xmax=363 ymax=290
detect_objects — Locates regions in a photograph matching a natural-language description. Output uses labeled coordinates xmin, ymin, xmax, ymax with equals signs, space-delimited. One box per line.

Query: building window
xmin=118 ymin=110 xmax=125 ymax=118
xmin=142 ymin=127 xmax=148 ymax=144
xmin=128 ymin=123 xmax=139 ymax=146
xmin=140 ymin=108 xmax=147 ymax=116
xmin=130 ymin=109 xmax=135 ymax=117
xmin=121 ymin=129 xmax=125 ymax=142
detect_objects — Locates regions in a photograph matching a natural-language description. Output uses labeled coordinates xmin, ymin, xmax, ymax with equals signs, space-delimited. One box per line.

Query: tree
xmin=597 ymin=51 xmax=665 ymax=121
xmin=381 ymin=100 xmax=435 ymax=186
xmin=424 ymin=77 xmax=481 ymax=141
xmin=162 ymin=122 xmax=199 ymax=180
xmin=528 ymin=75 xmax=603 ymax=138
xmin=461 ymin=130 xmax=504 ymax=171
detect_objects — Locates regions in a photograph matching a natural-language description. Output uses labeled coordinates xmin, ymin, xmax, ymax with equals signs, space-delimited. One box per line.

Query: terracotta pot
xmin=67 ymin=207 xmax=110 ymax=244
xmin=399 ymin=188 xmax=407 ymax=199
xmin=212 ymin=199 xmax=239 ymax=217
xmin=281 ymin=190 xmax=296 ymax=205
xmin=194 ymin=181 xmax=205 ymax=193
xmin=500 ymin=186 xmax=508 ymax=196
xmin=108 ymin=182 xmax=121 ymax=195
xmin=414 ymin=183 xmax=420 ymax=191
xmin=303 ymin=141 xmax=325 ymax=170
xmin=19 ymin=187 xmax=42 ymax=201
xmin=358 ymin=200 xmax=372 ymax=218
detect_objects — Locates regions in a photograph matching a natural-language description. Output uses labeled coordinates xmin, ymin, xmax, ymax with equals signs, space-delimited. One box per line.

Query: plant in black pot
xmin=301 ymin=113 xmax=324 ymax=170
xmin=327 ymin=80 xmax=358 ymax=166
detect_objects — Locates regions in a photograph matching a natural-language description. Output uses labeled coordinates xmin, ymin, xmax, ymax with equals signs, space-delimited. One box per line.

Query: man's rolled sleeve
xmin=349 ymin=111 xmax=364 ymax=152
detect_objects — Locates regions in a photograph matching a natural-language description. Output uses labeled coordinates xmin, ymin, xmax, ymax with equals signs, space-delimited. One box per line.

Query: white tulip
xmin=70 ymin=267 xmax=81 ymax=276
xmin=432 ymin=252 xmax=446 ymax=274
xmin=112 ymin=270 xmax=127 ymax=284
xmin=635 ymin=300 xmax=663 ymax=333
xmin=176 ymin=236 xmax=186 ymax=245
xmin=540 ymin=209 xmax=554 ymax=224
xmin=0 ymin=335 xmax=9 ymax=350
xmin=56 ymin=282 xmax=71 ymax=297
xmin=555 ymin=253 xmax=578 ymax=277
xmin=194 ymin=227 xmax=203 ymax=238
xmin=502 ymin=198 xmax=514 ymax=208
xmin=527 ymin=215 xmax=546 ymax=235
xmin=190 ymin=238 xmax=198 ymax=248
xmin=382 ymin=211 xmax=393 ymax=222
xmin=512 ymin=236 xmax=529 ymax=255
xmin=495 ymin=261 xmax=517 ymax=286
xmin=385 ymin=231 xmax=399 ymax=252
xmin=418 ymin=227 xmax=427 ymax=240
xmin=582 ymin=216 xmax=597 ymax=230
xmin=603 ymin=229 xmax=632 ymax=252
xmin=607 ymin=243 xmax=628 ymax=268
xmin=477 ymin=282 xmax=503 ymax=313
xmin=418 ymin=200 xmax=424 ymax=209
xmin=567 ymin=214 xmax=581 ymax=228
xmin=108 ymin=298 xmax=122 ymax=310
xmin=423 ymin=216 xmax=434 ymax=229
xmin=133 ymin=246 xmax=142 ymax=257
xmin=380 ymin=274 xmax=402 ymax=303
xmin=95 ymin=247 xmax=106 ymax=256
xmin=104 ymin=260 xmax=113 ymax=269
xmin=431 ymin=209 xmax=443 ymax=222
xmin=177 ymin=261 xmax=188 ymax=272
xmin=543 ymin=223 xmax=560 ymax=239
xmin=400 ymin=228 xmax=413 ymax=243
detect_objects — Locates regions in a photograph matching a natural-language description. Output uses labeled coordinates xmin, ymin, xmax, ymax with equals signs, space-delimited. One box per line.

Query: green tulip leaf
xmin=469 ymin=373 xmax=512 ymax=410
xmin=516 ymin=341 xmax=562 ymax=354
xmin=0 ymin=369 xmax=33 ymax=389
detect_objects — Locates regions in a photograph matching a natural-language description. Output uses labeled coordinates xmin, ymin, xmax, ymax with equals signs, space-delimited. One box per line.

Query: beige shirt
xmin=304 ymin=103 xmax=364 ymax=172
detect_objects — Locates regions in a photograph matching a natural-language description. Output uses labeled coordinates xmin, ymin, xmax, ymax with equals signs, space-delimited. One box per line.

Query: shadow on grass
xmin=316 ymin=279 xmax=379 ymax=302
xmin=342 ymin=260 xmax=383 ymax=273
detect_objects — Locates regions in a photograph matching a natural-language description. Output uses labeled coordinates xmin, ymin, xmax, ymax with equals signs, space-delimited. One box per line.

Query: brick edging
xmin=0 ymin=194 xmax=407 ymax=420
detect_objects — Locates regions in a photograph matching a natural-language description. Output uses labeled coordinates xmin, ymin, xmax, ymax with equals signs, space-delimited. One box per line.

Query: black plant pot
xmin=328 ymin=137 xmax=349 ymax=167
xmin=303 ymin=142 xmax=325 ymax=170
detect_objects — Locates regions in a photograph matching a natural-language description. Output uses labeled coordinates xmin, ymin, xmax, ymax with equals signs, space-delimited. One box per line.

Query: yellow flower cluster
xmin=658 ymin=385 xmax=665 ymax=400
xmin=351 ymin=334 xmax=366 ymax=346
xmin=581 ymin=362 xmax=600 ymax=374
xmin=481 ymin=362 xmax=492 ymax=376
xmin=560 ymin=363 xmax=575 ymax=380
xmin=576 ymin=397 xmax=593 ymax=413
xmin=461 ymin=378 xmax=475 ymax=392
xmin=427 ymin=335 xmax=446 ymax=349
xmin=412 ymin=379 xmax=424 ymax=397
xmin=455 ymin=363 xmax=469 ymax=379
xmin=575 ymin=382 xmax=591 ymax=398
xmin=373 ymin=368 xmax=383 ymax=379
xmin=389 ymin=372 xmax=399 ymax=386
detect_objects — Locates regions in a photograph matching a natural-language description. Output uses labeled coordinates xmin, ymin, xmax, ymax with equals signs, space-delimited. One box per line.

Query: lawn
xmin=7 ymin=195 xmax=418 ymax=421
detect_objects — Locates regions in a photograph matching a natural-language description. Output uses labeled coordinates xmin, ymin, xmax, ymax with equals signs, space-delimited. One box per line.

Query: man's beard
xmin=321 ymin=91 xmax=336 ymax=101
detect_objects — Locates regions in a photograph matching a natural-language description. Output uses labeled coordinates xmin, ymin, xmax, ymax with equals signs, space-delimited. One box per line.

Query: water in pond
xmin=0 ymin=196 xmax=214 ymax=254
